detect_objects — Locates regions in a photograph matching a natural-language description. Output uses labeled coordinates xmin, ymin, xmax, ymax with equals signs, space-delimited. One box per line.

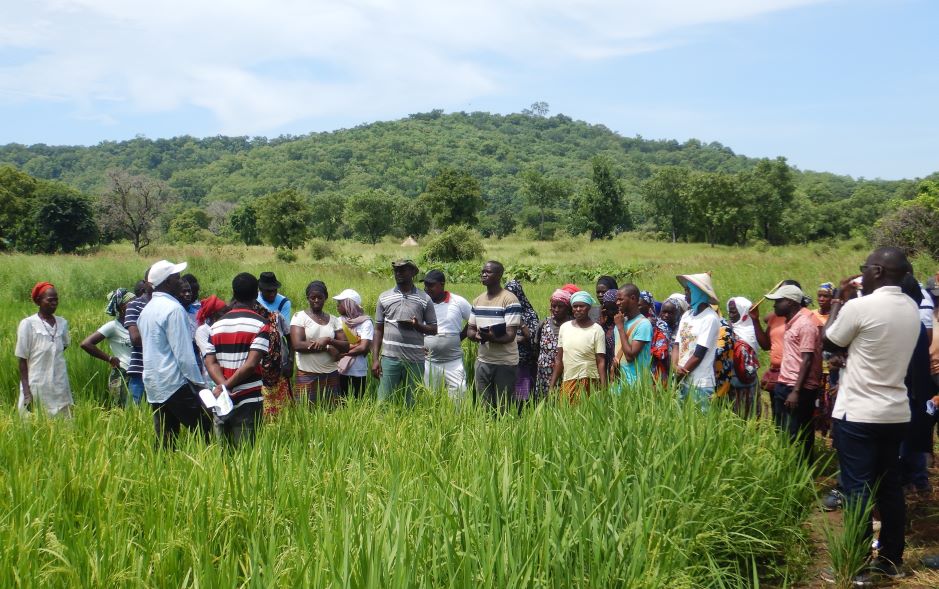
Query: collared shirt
xmin=425 ymin=291 xmax=472 ymax=363
xmin=257 ymin=293 xmax=291 ymax=326
xmin=778 ymin=307 xmax=823 ymax=389
xmin=375 ymin=285 xmax=437 ymax=363
xmin=827 ymin=285 xmax=920 ymax=423
xmin=138 ymin=291 xmax=205 ymax=403
xmin=122 ymin=295 xmax=150 ymax=376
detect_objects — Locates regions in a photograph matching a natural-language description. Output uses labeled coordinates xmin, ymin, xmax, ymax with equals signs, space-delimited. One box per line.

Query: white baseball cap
xmin=148 ymin=260 xmax=188 ymax=287
xmin=333 ymin=288 xmax=362 ymax=305
xmin=765 ymin=284 xmax=804 ymax=303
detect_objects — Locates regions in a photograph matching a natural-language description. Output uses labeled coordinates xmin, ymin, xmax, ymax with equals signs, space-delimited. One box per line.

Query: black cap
xmin=258 ymin=272 xmax=281 ymax=289
xmin=423 ymin=269 xmax=446 ymax=284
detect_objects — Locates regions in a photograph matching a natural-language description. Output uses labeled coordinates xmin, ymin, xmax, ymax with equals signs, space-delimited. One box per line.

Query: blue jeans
xmin=832 ymin=418 xmax=907 ymax=565
xmin=678 ymin=382 xmax=714 ymax=411
xmin=377 ymin=357 xmax=424 ymax=406
xmin=128 ymin=374 xmax=145 ymax=405
xmin=899 ymin=440 xmax=930 ymax=491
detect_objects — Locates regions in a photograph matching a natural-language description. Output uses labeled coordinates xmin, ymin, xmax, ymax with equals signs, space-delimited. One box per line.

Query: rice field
xmin=0 ymin=236 xmax=917 ymax=587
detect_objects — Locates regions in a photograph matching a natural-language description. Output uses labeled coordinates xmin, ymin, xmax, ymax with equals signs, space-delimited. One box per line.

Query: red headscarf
xmin=196 ymin=295 xmax=226 ymax=325
xmin=561 ymin=283 xmax=581 ymax=295
xmin=31 ymin=282 xmax=54 ymax=304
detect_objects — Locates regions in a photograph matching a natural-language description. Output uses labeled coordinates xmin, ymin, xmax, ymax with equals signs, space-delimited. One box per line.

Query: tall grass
xmin=823 ymin=487 xmax=877 ymax=588
xmin=0 ymin=388 xmax=815 ymax=587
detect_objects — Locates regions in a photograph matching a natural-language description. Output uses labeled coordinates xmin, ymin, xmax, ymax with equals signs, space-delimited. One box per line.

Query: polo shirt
xmin=425 ymin=292 xmax=472 ymax=363
xmin=375 ymin=285 xmax=437 ymax=363
xmin=206 ymin=308 xmax=271 ymax=405
xmin=826 ymin=285 xmax=920 ymax=423
xmin=138 ymin=292 xmax=205 ymax=403
xmin=778 ymin=307 xmax=823 ymax=389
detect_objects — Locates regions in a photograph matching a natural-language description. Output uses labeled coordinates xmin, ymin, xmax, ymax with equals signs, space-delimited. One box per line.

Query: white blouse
xmin=15 ymin=314 xmax=73 ymax=416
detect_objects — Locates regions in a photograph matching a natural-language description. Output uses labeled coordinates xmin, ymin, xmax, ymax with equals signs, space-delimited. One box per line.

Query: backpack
xmin=732 ymin=339 xmax=760 ymax=385
xmin=712 ymin=319 xmax=736 ymax=398
xmin=258 ymin=306 xmax=284 ymax=387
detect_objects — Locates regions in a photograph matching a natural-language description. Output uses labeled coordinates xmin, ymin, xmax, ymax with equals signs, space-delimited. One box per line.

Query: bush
xmin=421 ymin=225 xmax=485 ymax=263
xmin=275 ymin=248 xmax=298 ymax=263
xmin=308 ymin=239 xmax=337 ymax=261
xmin=871 ymin=203 xmax=939 ymax=260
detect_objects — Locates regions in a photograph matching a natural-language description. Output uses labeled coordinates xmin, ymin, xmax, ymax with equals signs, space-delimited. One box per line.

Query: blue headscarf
xmin=570 ymin=291 xmax=596 ymax=307
xmin=688 ymin=282 xmax=710 ymax=314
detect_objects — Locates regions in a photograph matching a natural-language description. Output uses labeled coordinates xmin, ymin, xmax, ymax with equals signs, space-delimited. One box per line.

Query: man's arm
xmin=166 ymin=308 xmax=204 ymax=385
xmin=210 ymin=350 xmax=265 ymax=396
xmin=487 ymin=325 xmax=518 ymax=345
xmin=750 ymin=311 xmax=771 ymax=351
xmin=370 ymin=323 xmax=384 ymax=378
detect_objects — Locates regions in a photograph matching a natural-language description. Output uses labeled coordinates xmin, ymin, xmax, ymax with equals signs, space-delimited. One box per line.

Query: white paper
xmin=199 ymin=387 xmax=234 ymax=417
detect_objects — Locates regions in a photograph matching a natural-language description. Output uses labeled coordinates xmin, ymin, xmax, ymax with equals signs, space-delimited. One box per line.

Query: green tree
xmin=641 ymin=166 xmax=691 ymax=242
xmin=521 ymin=169 xmax=567 ymax=240
xmin=97 ymin=170 xmax=175 ymax=253
xmin=569 ymin=157 xmax=627 ymax=240
xmin=422 ymin=168 xmax=483 ymax=229
xmin=394 ymin=196 xmax=431 ymax=238
xmin=28 ymin=183 xmax=99 ymax=253
xmin=309 ymin=193 xmax=347 ymax=240
xmin=256 ymin=189 xmax=312 ymax=250
xmin=345 ymin=189 xmax=397 ymax=244
xmin=682 ymin=172 xmax=741 ymax=246
xmin=229 ymin=200 xmax=261 ymax=245
xmin=0 ymin=165 xmax=38 ymax=249
xmin=167 ymin=208 xmax=214 ymax=244
xmin=740 ymin=157 xmax=794 ymax=244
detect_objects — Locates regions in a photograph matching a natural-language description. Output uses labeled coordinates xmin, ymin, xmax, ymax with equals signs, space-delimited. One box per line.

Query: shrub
xmin=308 ymin=239 xmax=337 ymax=261
xmin=275 ymin=248 xmax=298 ymax=263
xmin=421 ymin=225 xmax=485 ymax=263
xmin=870 ymin=203 xmax=939 ymax=261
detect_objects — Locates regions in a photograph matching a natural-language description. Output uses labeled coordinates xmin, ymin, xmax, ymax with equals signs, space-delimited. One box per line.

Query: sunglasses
xmin=859 ymin=264 xmax=882 ymax=273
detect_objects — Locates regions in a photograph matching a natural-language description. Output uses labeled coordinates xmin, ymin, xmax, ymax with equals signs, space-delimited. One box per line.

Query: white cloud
xmin=0 ymin=0 xmax=829 ymax=134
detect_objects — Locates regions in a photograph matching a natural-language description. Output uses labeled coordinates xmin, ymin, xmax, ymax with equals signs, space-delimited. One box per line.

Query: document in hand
xmin=199 ymin=387 xmax=234 ymax=417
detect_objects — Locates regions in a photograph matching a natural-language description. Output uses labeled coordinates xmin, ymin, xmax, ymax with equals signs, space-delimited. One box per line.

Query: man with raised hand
xmin=422 ymin=269 xmax=472 ymax=404
xmin=466 ymin=261 xmax=522 ymax=411
xmin=822 ymin=247 xmax=920 ymax=583
xmin=371 ymin=259 xmax=438 ymax=406
xmin=138 ymin=259 xmax=209 ymax=449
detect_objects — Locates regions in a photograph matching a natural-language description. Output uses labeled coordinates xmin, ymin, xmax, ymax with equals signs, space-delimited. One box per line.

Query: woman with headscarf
xmin=726 ymin=296 xmax=760 ymax=416
xmin=599 ymin=290 xmax=619 ymax=375
xmin=811 ymin=282 xmax=840 ymax=436
xmin=595 ymin=276 xmax=618 ymax=304
xmin=193 ymin=295 xmax=228 ymax=388
xmin=290 ymin=281 xmax=349 ymax=406
xmin=506 ymin=280 xmax=540 ymax=406
xmin=334 ymin=289 xmax=373 ymax=399
xmin=80 ymin=288 xmax=136 ymax=407
xmin=533 ymin=288 xmax=572 ymax=400
xmin=16 ymin=282 xmax=73 ymax=416
xmin=550 ymin=291 xmax=606 ymax=403
xmin=660 ymin=294 xmax=689 ymax=336
xmin=639 ymin=290 xmax=673 ymax=383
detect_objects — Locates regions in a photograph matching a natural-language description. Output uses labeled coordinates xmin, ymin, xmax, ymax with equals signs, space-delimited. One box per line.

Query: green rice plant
xmin=823 ymin=487 xmax=877 ymax=588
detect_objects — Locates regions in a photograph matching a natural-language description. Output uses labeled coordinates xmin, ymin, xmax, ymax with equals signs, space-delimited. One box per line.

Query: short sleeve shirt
xmin=469 ymin=290 xmax=523 ymax=366
xmin=778 ymin=308 xmax=823 ymax=389
xmin=558 ymin=321 xmax=606 ymax=381
xmin=826 ymin=286 xmax=920 ymax=423
xmin=291 ymin=311 xmax=343 ymax=373
xmin=206 ymin=308 xmax=271 ymax=400
xmin=425 ymin=292 xmax=472 ymax=363
xmin=122 ymin=296 xmax=149 ymax=376
xmin=614 ymin=315 xmax=652 ymax=385
xmin=374 ymin=286 xmax=437 ymax=363
xmin=675 ymin=307 xmax=721 ymax=388
xmin=97 ymin=319 xmax=132 ymax=370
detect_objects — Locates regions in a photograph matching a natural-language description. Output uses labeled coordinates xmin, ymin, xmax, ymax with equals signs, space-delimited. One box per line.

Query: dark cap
xmin=258 ymin=272 xmax=281 ymax=289
xmin=423 ymin=269 xmax=446 ymax=284
xmin=392 ymin=259 xmax=418 ymax=271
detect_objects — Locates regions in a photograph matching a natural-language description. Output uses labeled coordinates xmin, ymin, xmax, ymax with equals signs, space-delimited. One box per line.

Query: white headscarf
xmin=664 ymin=292 xmax=690 ymax=315
xmin=727 ymin=296 xmax=758 ymax=351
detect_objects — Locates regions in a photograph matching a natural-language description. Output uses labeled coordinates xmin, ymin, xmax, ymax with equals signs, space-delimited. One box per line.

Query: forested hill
xmin=2 ymin=109 xmax=937 ymax=249
xmin=0 ymin=110 xmax=919 ymax=204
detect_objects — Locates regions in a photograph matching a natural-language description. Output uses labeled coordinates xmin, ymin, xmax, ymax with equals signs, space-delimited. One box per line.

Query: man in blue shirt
xmin=257 ymin=272 xmax=291 ymax=320
xmin=612 ymin=284 xmax=652 ymax=392
xmin=138 ymin=260 xmax=209 ymax=449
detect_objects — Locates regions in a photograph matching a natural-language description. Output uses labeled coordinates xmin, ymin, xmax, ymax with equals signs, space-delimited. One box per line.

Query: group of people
xmin=14 ymin=247 xmax=939 ymax=582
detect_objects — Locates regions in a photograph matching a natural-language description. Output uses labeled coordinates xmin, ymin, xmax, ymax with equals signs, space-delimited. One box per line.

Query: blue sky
xmin=0 ymin=0 xmax=936 ymax=179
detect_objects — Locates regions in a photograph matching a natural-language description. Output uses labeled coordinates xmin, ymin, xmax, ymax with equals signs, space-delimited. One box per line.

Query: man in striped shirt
xmin=371 ymin=259 xmax=437 ymax=406
xmin=204 ymin=272 xmax=271 ymax=446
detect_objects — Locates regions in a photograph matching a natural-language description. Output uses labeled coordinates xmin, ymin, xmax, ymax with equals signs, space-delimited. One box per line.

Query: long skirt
xmin=294 ymin=370 xmax=341 ymax=407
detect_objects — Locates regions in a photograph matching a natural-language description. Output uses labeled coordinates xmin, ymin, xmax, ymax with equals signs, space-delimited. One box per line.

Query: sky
xmin=0 ymin=0 xmax=936 ymax=180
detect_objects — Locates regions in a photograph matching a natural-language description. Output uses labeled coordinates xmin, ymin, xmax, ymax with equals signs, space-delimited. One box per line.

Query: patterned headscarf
xmin=105 ymin=288 xmax=134 ymax=316
xmin=664 ymin=293 xmax=690 ymax=315
xmin=601 ymin=289 xmax=618 ymax=305
xmin=506 ymin=280 xmax=540 ymax=365
xmin=639 ymin=290 xmax=655 ymax=306
xmin=550 ymin=288 xmax=572 ymax=306
xmin=818 ymin=282 xmax=835 ymax=295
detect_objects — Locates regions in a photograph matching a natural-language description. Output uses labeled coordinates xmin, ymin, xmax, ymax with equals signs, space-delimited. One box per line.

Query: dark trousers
xmin=832 ymin=418 xmax=908 ymax=565
xmin=216 ymin=401 xmax=262 ymax=448
xmin=340 ymin=375 xmax=368 ymax=399
xmin=474 ymin=361 xmax=518 ymax=412
xmin=151 ymin=384 xmax=211 ymax=450
xmin=771 ymin=384 xmax=818 ymax=463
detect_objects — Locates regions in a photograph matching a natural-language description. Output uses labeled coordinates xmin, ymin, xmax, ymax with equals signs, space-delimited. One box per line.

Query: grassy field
xmin=0 ymin=236 xmax=934 ymax=587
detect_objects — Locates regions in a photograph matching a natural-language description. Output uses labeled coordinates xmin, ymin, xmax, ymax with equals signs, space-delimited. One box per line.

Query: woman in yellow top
xmin=549 ymin=291 xmax=606 ymax=403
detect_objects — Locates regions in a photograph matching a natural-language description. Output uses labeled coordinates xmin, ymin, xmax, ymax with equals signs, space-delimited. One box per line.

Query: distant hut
xmin=401 ymin=236 xmax=419 ymax=247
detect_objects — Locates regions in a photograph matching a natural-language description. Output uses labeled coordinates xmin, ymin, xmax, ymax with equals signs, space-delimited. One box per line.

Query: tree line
xmin=0 ymin=108 xmax=937 ymax=257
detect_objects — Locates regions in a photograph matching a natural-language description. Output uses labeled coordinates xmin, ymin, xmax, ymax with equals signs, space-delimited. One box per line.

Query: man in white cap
xmin=138 ymin=260 xmax=209 ymax=449
xmin=672 ymin=272 xmax=721 ymax=409
xmin=765 ymin=283 xmax=822 ymax=463
xmin=422 ymin=269 xmax=473 ymax=403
